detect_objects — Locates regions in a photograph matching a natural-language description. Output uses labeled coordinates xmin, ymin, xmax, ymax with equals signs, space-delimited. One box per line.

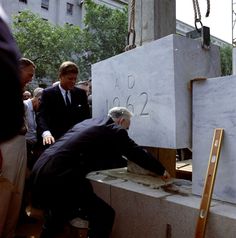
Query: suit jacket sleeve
xmin=0 ymin=14 xmax=24 ymax=142
xmin=36 ymin=88 xmax=52 ymax=137
xmin=118 ymin=129 xmax=166 ymax=176
xmin=71 ymin=87 xmax=91 ymax=123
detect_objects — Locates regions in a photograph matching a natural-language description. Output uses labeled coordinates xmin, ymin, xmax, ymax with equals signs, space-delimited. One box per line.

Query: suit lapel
xmin=70 ymin=89 xmax=75 ymax=106
xmin=55 ymin=85 xmax=67 ymax=107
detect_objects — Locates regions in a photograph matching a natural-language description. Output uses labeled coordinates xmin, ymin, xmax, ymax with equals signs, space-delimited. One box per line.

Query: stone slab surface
xmin=92 ymin=34 xmax=220 ymax=148
xmin=192 ymin=75 xmax=236 ymax=204
xmin=87 ymin=170 xmax=236 ymax=238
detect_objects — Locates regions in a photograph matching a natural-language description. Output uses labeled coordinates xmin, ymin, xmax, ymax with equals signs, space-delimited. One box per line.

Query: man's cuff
xmin=42 ymin=130 xmax=52 ymax=138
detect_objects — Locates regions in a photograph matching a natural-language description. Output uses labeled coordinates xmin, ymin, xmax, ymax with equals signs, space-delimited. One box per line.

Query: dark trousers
xmin=82 ymin=193 xmax=115 ymax=238
xmin=27 ymin=141 xmax=44 ymax=169
xmin=38 ymin=179 xmax=115 ymax=238
xmin=19 ymin=141 xmax=43 ymax=221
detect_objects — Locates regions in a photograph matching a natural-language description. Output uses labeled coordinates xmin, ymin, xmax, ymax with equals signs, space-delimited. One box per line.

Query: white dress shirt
xmin=24 ymin=99 xmax=37 ymax=144
xmin=59 ymin=84 xmax=71 ymax=105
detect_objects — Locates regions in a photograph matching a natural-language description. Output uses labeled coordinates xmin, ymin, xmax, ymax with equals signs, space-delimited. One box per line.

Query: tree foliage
xmin=220 ymin=45 xmax=232 ymax=76
xmin=83 ymin=0 xmax=128 ymax=62
xmin=13 ymin=10 xmax=83 ymax=84
xmin=75 ymin=0 xmax=128 ymax=79
xmin=12 ymin=1 xmax=128 ymax=86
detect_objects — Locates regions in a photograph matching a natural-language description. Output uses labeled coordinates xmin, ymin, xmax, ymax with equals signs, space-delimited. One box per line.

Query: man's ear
xmin=117 ymin=117 xmax=123 ymax=126
xmin=120 ymin=117 xmax=125 ymax=124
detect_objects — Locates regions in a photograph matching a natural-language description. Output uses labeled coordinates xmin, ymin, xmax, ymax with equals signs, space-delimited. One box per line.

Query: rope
xmin=192 ymin=0 xmax=201 ymax=22
xmin=125 ymin=0 xmax=136 ymax=51
xmin=205 ymin=0 xmax=210 ymax=17
xmin=192 ymin=0 xmax=211 ymax=20
xmin=192 ymin=0 xmax=210 ymax=32
xmin=129 ymin=0 xmax=135 ymax=32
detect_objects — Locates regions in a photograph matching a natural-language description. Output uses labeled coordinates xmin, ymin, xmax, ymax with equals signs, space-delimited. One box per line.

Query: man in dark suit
xmin=0 ymin=6 xmax=24 ymax=143
xmin=31 ymin=107 xmax=170 ymax=238
xmin=0 ymin=7 xmax=36 ymax=236
xmin=36 ymin=61 xmax=91 ymax=146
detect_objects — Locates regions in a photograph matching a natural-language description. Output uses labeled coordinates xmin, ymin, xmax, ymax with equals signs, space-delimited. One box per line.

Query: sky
xmin=176 ymin=0 xmax=232 ymax=44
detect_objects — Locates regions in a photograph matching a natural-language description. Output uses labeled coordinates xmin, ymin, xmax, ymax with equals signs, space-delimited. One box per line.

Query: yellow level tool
xmin=195 ymin=128 xmax=224 ymax=238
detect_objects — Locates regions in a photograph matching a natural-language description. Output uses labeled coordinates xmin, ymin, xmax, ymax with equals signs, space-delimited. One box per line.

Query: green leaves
xmin=12 ymin=1 xmax=128 ymax=85
xmin=220 ymin=45 xmax=232 ymax=76
xmin=83 ymin=0 xmax=128 ymax=61
xmin=13 ymin=10 xmax=77 ymax=81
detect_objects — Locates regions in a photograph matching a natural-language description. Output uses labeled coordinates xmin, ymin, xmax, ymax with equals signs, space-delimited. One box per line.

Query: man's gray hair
xmin=33 ymin=87 xmax=44 ymax=98
xmin=108 ymin=107 xmax=133 ymax=120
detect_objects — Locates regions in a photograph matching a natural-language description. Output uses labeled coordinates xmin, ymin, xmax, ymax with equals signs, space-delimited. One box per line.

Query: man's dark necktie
xmin=65 ymin=91 xmax=71 ymax=107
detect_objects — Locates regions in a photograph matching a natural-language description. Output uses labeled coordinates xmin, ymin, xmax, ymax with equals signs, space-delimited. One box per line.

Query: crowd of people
xmin=0 ymin=5 xmax=170 ymax=238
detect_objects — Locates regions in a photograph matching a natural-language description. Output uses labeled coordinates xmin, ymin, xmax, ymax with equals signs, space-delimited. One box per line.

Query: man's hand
xmin=161 ymin=170 xmax=171 ymax=181
xmin=43 ymin=135 xmax=55 ymax=145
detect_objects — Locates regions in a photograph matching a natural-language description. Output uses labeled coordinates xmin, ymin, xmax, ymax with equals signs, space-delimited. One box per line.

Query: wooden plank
xmin=176 ymin=159 xmax=192 ymax=171
xmin=158 ymin=148 xmax=176 ymax=177
xmin=176 ymin=159 xmax=192 ymax=180
xmin=144 ymin=147 xmax=176 ymax=177
xmin=195 ymin=128 xmax=224 ymax=238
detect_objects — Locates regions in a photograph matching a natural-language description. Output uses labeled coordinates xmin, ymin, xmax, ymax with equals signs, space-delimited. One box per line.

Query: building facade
xmin=0 ymin=0 xmax=229 ymax=47
xmin=176 ymin=19 xmax=230 ymax=47
xmin=0 ymin=0 xmax=127 ymax=27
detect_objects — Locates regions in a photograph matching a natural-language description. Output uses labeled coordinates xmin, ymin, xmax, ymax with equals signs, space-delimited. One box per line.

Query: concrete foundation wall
xmin=88 ymin=171 xmax=236 ymax=238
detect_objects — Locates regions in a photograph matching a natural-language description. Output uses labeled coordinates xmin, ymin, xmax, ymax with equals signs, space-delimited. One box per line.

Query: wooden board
xmin=176 ymin=159 xmax=192 ymax=180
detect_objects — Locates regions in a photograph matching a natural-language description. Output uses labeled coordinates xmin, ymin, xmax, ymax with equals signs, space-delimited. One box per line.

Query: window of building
xmin=66 ymin=3 xmax=73 ymax=16
xmin=19 ymin=0 xmax=27 ymax=3
xmin=41 ymin=0 xmax=49 ymax=10
xmin=66 ymin=22 xmax=73 ymax=26
xmin=18 ymin=11 xmax=22 ymax=22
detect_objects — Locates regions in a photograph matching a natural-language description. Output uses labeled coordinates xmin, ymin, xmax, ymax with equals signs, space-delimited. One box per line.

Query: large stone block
xmin=92 ymin=34 xmax=220 ymax=148
xmin=192 ymin=75 xmax=236 ymax=204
